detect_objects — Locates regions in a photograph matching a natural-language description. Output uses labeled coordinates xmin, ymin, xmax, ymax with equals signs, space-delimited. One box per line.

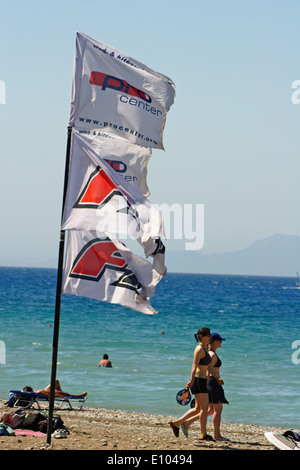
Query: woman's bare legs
xmin=170 ymin=393 xmax=209 ymax=438
xmin=183 ymin=402 xmax=224 ymax=440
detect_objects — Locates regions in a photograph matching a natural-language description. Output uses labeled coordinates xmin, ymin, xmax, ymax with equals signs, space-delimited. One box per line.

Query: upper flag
xmin=62 ymin=230 xmax=161 ymax=314
xmin=62 ymin=131 xmax=164 ymax=246
xmin=72 ymin=129 xmax=152 ymax=197
xmin=68 ymin=32 xmax=175 ymax=149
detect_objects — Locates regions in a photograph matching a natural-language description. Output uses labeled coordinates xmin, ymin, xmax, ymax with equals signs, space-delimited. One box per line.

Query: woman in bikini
xmin=169 ymin=327 xmax=216 ymax=441
xmin=180 ymin=332 xmax=229 ymax=441
xmin=25 ymin=379 xmax=87 ymax=398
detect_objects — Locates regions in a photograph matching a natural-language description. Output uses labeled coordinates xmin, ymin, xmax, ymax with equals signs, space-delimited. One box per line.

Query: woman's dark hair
xmin=103 ymin=354 xmax=109 ymax=359
xmin=194 ymin=327 xmax=211 ymax=342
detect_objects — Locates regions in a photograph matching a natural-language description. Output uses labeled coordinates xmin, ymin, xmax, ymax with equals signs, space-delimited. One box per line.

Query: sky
xmin=1 ymin=0 xmax=299 ymax=267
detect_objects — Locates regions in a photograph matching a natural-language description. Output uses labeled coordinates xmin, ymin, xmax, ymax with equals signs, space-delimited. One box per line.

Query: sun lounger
xmin=8 ymin=390 xmax=86 ymax=411
xmin=35 ymin=393 xmax=87 ymax=411
xmin=8 ymin=390 xmax=41 ymax=409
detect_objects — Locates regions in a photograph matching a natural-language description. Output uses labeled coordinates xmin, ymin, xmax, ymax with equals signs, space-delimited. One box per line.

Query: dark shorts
xmin=207 ymin=377 xmax=229 ymax=404
xmin=191 ymin=377 xmax=208 ymax=395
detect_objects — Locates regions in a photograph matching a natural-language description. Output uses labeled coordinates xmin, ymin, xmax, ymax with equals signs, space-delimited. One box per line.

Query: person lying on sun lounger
xmin=23 ymin=379 xmax=87 ymax=399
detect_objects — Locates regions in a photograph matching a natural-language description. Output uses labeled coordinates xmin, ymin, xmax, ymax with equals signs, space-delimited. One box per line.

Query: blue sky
xmin=1 ymin=0 xmax=299 ymax=267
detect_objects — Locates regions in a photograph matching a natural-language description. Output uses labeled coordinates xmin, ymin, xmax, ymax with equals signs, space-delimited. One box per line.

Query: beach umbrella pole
xmin=46 ymin=126 xmax=72 ymax=445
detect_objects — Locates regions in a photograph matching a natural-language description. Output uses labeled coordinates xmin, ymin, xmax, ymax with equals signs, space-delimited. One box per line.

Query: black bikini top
xmin=198 ymin=347 xmax=212 ymax=365
xmin=211 ymin=350 xmax=222 ymax=368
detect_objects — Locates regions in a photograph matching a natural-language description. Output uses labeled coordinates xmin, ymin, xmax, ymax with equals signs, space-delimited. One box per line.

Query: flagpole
xmin=46 ymin=126 xmax=72 ymax=445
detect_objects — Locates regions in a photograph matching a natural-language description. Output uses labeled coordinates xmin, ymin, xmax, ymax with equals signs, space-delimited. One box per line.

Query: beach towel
xmin=13 ymin=429 xmax=46 ymax=437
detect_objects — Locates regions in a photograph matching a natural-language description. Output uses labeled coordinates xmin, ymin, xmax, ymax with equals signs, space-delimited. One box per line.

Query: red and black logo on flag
xmin=73 ymin=164 xmax=137 ymax=220
xmin=74 ymin=165 xmax=122 ymax=209
xmin=69 ymin=237 xmax=138 ymax=292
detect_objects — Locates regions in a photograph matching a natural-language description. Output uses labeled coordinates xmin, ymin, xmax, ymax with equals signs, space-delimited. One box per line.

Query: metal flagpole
xmin=46 ymin=126 xmax=72 ymax=445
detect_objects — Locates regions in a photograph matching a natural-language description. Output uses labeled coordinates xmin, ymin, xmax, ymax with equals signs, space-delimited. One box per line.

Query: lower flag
xmin=62 ymin=230 xmax=162 ymax=315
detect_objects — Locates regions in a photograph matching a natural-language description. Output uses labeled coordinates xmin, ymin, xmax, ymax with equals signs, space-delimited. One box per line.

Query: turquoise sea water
xmin=0 ymin=267 xmax=300 ymax=428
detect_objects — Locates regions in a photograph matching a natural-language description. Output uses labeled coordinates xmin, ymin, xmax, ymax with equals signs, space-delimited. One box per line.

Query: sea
xmin=1 ymin=266 xmax=300 ymax=429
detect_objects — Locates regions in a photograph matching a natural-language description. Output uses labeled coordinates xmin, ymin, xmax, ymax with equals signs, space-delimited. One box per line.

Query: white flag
xmin=69 ymin=32 xmax=175 ymax=149
xmin=72 ymin=129 xmax=152 ymax=197
xmin=62 ymin=131 xmax=164 ymax=250
xmin=62 ymin=230 xmax=161 ymax=314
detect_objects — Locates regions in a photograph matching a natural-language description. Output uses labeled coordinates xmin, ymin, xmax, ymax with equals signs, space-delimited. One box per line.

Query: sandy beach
xmin=0 ymin=399 xmax=284 ymax=452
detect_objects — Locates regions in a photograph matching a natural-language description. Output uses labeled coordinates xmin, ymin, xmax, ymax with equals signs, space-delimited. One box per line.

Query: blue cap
xmin=210 ymin=332 xmax=226 ymax=342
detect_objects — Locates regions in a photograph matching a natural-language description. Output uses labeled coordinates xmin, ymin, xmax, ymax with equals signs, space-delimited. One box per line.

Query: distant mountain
xmin=1 ymin=233 xmax=299 ymax=278
xmin=166 ymin=234 xmax=300 ymax=277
